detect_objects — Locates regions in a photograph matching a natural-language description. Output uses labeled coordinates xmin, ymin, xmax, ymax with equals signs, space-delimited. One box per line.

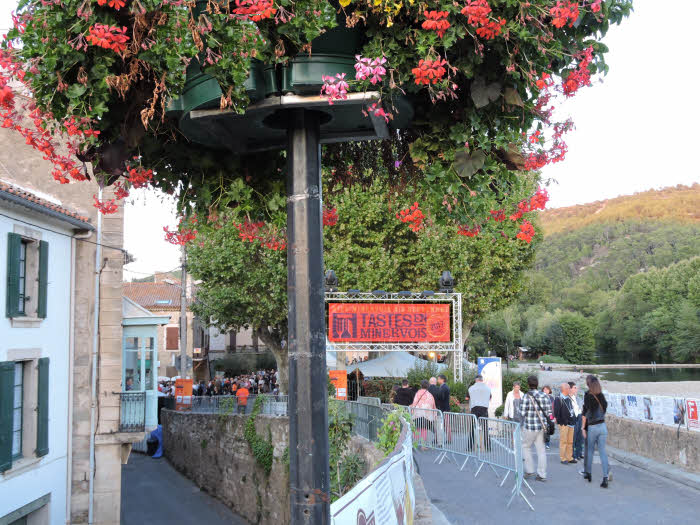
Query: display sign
xmin=687 ymin=399 xmax=699 ymax=431
xmin=328 ymin=303 xmax=451 ymax=343
xmin=477 ymin=357 xmax=503 ymax=414
xmin=175 ymin=378 xmax=193 ymax=411
xmin=329 ymin=370 xmax=348 ymax=400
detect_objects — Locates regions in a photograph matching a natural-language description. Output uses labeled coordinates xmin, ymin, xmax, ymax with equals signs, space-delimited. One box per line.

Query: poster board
xmin=686 ymin=399 xmax=700 ymax=431
xmin=329 ymin=370 xmax=348 ymax=400
xmin=477 ymin=357 xmax=503 ymax=414
xmin=175 ymin=378 xmax=193 ymax=411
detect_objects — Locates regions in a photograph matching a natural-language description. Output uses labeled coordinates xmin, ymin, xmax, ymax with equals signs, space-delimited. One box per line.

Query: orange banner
xmin=328 ymin=303 xmax=451 ymax=343
xmin=329 ymin=370 xmax=348 ymax=400
xmin=175 ymin=378 xmax=193 ymax=411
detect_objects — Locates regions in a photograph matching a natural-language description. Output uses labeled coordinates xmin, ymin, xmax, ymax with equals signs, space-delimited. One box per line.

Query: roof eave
xmin=0 ymin=190 xmax=95 ymax=231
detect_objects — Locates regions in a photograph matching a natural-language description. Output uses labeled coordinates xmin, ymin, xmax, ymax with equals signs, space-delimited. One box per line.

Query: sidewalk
xmin=416 ymin=434 xmax=700 ymax=525
xmin=121 ymin=453 xmax=248 ymax=525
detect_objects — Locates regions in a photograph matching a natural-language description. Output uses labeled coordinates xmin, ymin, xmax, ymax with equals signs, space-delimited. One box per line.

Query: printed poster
xmin=642 ymin=396 xmax=654 ymax=422
xmin=477 ymin=357 xmax=503 ymax=414
xmin=686 ymin=399 xmax=699 ymax=431
xmin=329 ymin=370 xmax=348 ymax=400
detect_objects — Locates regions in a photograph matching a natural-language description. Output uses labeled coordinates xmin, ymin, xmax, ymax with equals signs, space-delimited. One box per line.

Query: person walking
xmin=542 ymin=385 xmax=554 ymax=450
xmin=436 ymin=374 xmax=451 ymax=443
xmin=410 ymin=379 xmax=437 ymax=449
xmin=569 ymin=382 xmax=584 ymax=460
xmin=519 ymin=375 xmax=552 ymax=482
xmin=428 ymin=376 xmax=440 ymax=402
xmin=553 ymin=382 xmax=577 ymax=464
xmin=394 ymin=380 xmax=415 ymax=406
xmin=582 ymin=375 xmax=610 ymax=488
xmin=236 ymin=382 xmax=250 ymax=414
xmin=503 ymin=381 xmax=524 ymax=425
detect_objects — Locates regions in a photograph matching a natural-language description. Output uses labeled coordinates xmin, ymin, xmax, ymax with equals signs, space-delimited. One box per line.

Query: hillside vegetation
xmin=540 ymin=184 xmax=700 ymax=236
xmin=470 ymin=184 xmax=700 ymax=364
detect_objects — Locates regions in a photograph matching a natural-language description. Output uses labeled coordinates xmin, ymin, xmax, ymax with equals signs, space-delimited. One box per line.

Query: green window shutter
xmin=0 ymin=361 xmax=14 ymax=472
xmin=6 ymin=232 xmax=21 ymax=318
xmin=36 ymin=357 xmax=49 ymax=457
xmin=37 ymin=241 xmax=49 ymax=318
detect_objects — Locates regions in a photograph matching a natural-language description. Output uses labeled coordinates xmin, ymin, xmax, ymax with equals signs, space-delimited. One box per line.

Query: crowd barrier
xmin=438 ymin=412 xmax=478 ymax=470
xmin=357 ymin=396 xmax=382 ymax=406
xmin=190 ymin=394 xmax=288 ymax=415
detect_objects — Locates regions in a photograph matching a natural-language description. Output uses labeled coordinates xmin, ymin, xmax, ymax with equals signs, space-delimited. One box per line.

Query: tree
xmin=189 ymin=178 xmax=539 ymax=390
xmin=555 ymin=311 xmax=595 ymax=363
xmin=671 ymin=301 xmax=700 ymax=363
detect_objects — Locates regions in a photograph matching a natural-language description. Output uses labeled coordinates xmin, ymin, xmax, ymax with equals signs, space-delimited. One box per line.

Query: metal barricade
xmin=437 ymin=413 xmax=478 ymax=470
xmin=381 ymin=403 xmax=397 ymax=412
xmin=474 ymin=417 xmax=534 ymax=510
xmin=357 ymin=396 xmax=381 ymax=407
xmin=342 ymin=401 xmax=385 ymax=442
xmin=408 ymin=407 xmax=443 ymax=451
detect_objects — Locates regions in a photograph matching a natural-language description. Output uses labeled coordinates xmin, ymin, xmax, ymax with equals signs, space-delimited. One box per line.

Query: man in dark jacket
xmin=394 ymin=380 xmax=415 ymax=406
xmin=435 ymin=374 xmax=451 ymax=412
xmin=553 ymin=383 xmax=577 ymax=464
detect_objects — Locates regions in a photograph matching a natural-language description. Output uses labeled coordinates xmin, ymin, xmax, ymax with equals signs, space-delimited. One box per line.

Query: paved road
xmin=121 ymin=453 xmax=248 ymax=525
xmin=416 ymin=434 xmax=700 ymax=525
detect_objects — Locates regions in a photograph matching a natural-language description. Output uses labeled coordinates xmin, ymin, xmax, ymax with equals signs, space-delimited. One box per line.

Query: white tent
xmin=349 ymin=351 xmax=447 ymax=378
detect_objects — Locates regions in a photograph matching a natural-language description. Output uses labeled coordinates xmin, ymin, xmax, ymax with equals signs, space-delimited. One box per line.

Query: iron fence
xmin=407 ymin=407 xmax=443 ymax=451
xmin=437 ymin=412 xmax=478 ymax=470
xmin=357 ymin=396 xmax=381 ymax=406
xmin=119 ymin=392 xmax=146 ymax=432
xmin=190 ymin=394 xmax=289 ymax=415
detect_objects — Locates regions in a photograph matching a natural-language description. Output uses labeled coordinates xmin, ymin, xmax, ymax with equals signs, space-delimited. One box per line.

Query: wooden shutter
xmin=36 ymin=357 xmax=49 ymax=457
xmin=37 ymin=241 xmax=48 ymax=318
xmin=166 ymin=326 xmax=179 ymax=350
xmin=6 ymin=233 xmax=21 ymax=318
xmin=0 ymin=361 xmax=14 ymax=472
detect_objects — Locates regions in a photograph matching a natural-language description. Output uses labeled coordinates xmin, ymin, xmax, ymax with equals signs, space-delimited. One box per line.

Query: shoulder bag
xmin=586 ymin=394 xmax=606 ymax=425
xmin=529 ymin=393 xmax=555 ymax=435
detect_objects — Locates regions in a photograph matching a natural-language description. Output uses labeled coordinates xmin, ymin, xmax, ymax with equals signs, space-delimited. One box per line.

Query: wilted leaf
xmin=454 ymin=150 xmax=486 ymax=178
xmin=504 ymin=87 xmax=524 ymax=107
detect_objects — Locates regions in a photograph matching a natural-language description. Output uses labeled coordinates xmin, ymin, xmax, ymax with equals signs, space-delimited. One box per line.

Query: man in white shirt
xmin=569 ymin=382 xmax=584 ymax=460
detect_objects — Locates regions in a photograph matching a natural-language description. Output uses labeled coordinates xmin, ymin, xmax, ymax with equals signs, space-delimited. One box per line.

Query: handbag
xmin=529 ymin=393 xmax=555 ymax=435
xmin=586 ymin=394 xmax=606 ymax=425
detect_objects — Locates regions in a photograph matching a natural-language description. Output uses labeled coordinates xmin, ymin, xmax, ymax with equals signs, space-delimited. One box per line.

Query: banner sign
xmin=687 ymin=399 xmax=700 ymax=431
xmin=328 ymin=303 xmax=451 ymax=343
xmin=477 ymin=357 xmax=503 ymax=414
xmin=329 ymin=370 xmax=348 ymax=400
xmin=175 ymin=378 xmax=192 ymax=411
xmin=331 ymin=426 xmax=415 ymax=524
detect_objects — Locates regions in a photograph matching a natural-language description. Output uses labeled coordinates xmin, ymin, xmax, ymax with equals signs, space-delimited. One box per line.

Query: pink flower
xmin=354 ymin=55 xmax=387 ymax=85
xmin=320 ymin=73 xmax=349 ymax=105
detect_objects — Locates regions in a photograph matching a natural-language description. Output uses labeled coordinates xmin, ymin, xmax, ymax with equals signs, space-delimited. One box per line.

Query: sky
xmin=1 ymin=0 xmax=699 ymax=279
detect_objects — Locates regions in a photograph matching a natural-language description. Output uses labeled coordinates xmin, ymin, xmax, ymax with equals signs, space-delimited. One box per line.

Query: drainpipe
xmin=67 ymin=229 xmax=93 ymax=524
xmin=88 ymin=189 xmax=103 ymax=525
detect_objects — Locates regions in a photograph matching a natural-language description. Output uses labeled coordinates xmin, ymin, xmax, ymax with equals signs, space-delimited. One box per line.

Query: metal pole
xmin=180 ymin=243 xmax=189 ymax=377
xmin=286 ymin=108 xmax=330 ymax=523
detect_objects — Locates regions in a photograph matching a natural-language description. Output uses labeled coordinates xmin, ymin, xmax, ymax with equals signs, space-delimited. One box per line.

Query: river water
xmin=582 ymin=367 xmax=700 ymax=382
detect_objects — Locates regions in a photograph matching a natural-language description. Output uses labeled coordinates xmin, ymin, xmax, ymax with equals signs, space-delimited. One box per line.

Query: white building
xmin=0 ymin=181 xmax=93 ymax=524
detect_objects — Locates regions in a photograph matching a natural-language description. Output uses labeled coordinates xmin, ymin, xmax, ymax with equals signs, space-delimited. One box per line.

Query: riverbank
xmin=509 ymin=364 xmax=700 ymax=397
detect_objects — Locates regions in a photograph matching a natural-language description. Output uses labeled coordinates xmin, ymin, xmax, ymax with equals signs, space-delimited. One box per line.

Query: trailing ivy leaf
xmin=470 ymin=77 xmax=501 ymax=108
xmin=504 ymin=88 xmax=524 ymax=107
xmin=454 ymin=150 xmax=486 ymax=178
xmin=66 ymin=84 xmax=87 ymax=100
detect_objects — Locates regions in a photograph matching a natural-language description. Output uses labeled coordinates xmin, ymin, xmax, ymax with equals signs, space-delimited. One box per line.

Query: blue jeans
xmin=573 ymin=415 xmax=584 ymax=457
xmin=585 ymin=423 xmax=609 ymax=478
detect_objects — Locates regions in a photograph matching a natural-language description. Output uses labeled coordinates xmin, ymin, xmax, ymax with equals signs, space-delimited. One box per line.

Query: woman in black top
xmin=582 ymin=375 xmax=610 ymax=487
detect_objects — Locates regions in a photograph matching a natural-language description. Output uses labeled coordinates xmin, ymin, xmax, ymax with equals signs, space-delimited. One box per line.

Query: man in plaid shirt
xmin=520 ymin=375 xmax=553 ymax=481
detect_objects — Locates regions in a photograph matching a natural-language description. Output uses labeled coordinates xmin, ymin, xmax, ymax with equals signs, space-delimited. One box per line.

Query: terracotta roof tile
xmin=123 ymin=282 xmax=189 ymax=311
xmin=0 ymin=179 xmax=92 ymax=225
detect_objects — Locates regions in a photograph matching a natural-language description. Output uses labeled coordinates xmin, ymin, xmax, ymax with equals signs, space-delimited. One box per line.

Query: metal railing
xmin=190 ymin=394 xmax=289 ymax=415
xmin=437 ymin=412 xmax=479 ymax=470
xmin=340 ymin=400 xmax=385 ymax=442
xmin=407 ymin=407 xmax=443 ymax=451
xmin=119 ymin=392 xmax=146 ymax=432
xmin=357 ymin=396 xmax=381 ymax=406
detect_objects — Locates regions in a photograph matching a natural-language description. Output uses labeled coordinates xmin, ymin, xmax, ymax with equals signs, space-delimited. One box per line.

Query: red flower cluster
xmin=164 ymin=225 xmax=198 ymax=245
xmin=127 ymin=166 xmax=154 ymax=189
xmin=396 ymin=202 xmax=425 ymax=232
xmin=550 ymin=1 xmax=580 ymax=29
xmin=233 ymin=219 xmax=286 ymax=251
xmin=461 ymin=0 xmax=506 ymax=40
xmin=422 ymin=11 xmax=451 ymax=38
xmin=93 ymin=196 xmax=119 ymax=214
xmin=510 ymin=186 xmax=550 ymax=220
xmin=516 ymin=220 xmax=535 ymax=243
xmin=233 ymin=0 xmax=277 ymax=22
xmin=411 ymin=58 xmax=447 ymax=85
xmin=591 ymin=0 xmax=602 ymax=13
xmin=457 ymin=224 xmax=481 ymax=237
xmin=86 ymin=25 xmax=130 ymax=53
xmin=535 ymin=72 xmax=553 ymax=91
xmin=97 ymin=0 xmax=126 ymax=10
xmin=323 ymin=206 xmax=338 ymax=227
xmin=113 ymin=181 xmax=129 ymax=200
xmin=562 ymin=46 xmax=593 ymax=97
xmin=489 ymin=209 xmax=506 ymax=222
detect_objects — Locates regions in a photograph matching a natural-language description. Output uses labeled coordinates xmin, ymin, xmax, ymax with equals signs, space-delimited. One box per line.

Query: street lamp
xmin=439 ymin=270 xmax=454 ymax=293
xmin=324 ymin=270 xmax=338 ymax=292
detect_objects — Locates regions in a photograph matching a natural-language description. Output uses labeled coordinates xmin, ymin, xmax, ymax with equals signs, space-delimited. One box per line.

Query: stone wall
xmin=162 ymin=410 xmax=290 ymax=525
xmin=606 ymin=415 xmax=700 ymax=473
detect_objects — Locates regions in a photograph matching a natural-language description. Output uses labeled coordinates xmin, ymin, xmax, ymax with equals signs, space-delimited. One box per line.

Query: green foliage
xmin=361 ymin=379 xmax=396 ymax=403
xmin=539 ymin=355 xmax=570 ymax=364
xmin=556 ymin=312 xmax=595 ymax=364
xmin=502 ymin=371 xmax=532 ymax=401
xmin=377 ymin=409 xmax=410 ymax=456
xmin=328 ymin=400 xmax=366 ymax=502
xmin=405 ymin=360 xmax=443 ymax=389
xmin=244 ymin=396 xmax=274 ymax=475
xmin=328 ymin=375 xmax=336 ymax=398
xmin=494 ymin=405 xmax=504 ymax=418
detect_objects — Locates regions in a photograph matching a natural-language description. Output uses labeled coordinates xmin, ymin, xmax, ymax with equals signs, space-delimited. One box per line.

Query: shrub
xmin=502 ymin=371 xmax=533 ymax=401
xmin=377 ymin=409 xmax=410 ymax=456
xmin=495 ymin=405 xmax=504 ymax=418
xmin=362 ymin=378 xmax=397 ymax=403
xmin=405 ymin=360 xmax=443 ymax=389
xmin=540 ymin=355 xmax=570 ymax=364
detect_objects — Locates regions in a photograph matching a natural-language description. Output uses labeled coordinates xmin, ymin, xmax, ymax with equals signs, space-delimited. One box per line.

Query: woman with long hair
xmin=582 ymin=375 xmax=610 ymax=487
xmin=503 ymin=381 xmax=524 ymax=425
xmin=410 ymin=379 xmax=437 ymax=449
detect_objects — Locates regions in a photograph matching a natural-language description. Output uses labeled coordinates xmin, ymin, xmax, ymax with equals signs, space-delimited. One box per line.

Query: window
xmin=5 ymin=233 xmax=48 ymax=320
xmin=166 ymin=326 xmax=179 ymax=350
xmin=0 ymin=357 xmax=49 ymax=473
xmin=12 ymin=362 xmax=23 ymax=459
